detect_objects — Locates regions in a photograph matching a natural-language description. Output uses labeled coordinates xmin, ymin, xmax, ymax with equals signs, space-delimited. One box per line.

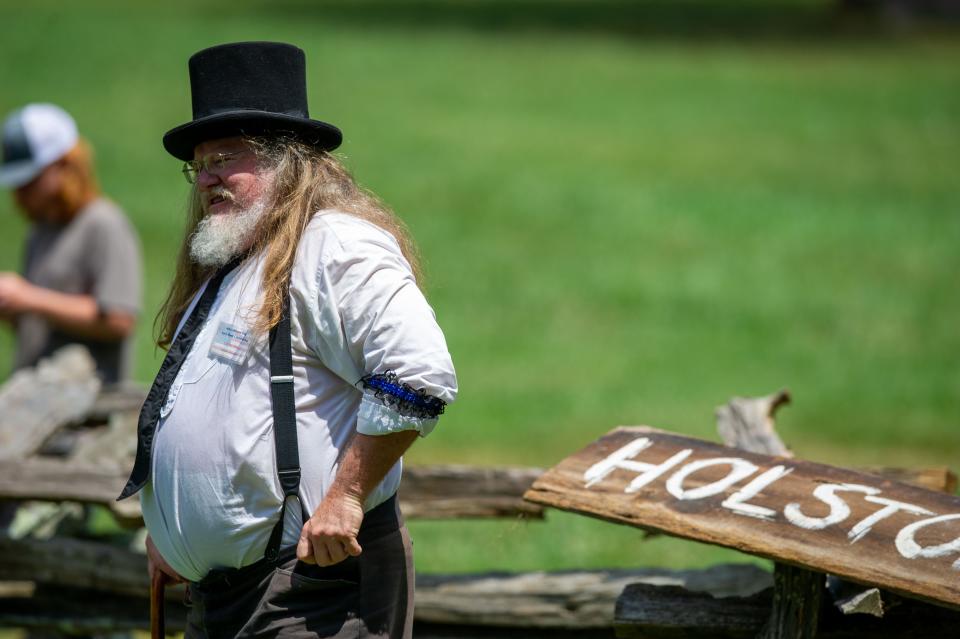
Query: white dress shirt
xmin=140 ymin=211 xmax=457 ymax=582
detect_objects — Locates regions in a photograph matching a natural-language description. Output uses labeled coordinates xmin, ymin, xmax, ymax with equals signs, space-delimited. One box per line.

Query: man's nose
xmin=196 ymin=167 xmax=220 ymax=188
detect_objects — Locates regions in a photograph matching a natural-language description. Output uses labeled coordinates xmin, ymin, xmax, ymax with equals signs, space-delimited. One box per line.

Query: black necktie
xmin=119 ymin=260 xmax=240 ymax=500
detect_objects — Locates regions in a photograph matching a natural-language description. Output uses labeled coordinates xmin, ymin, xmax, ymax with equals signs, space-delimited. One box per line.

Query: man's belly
xmin=140 ymin=401 xmax=284 ymax=581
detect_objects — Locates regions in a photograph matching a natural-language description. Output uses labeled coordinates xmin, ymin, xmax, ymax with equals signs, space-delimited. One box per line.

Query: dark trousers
xmin=185 ymin=497 xmax=413 ymax=639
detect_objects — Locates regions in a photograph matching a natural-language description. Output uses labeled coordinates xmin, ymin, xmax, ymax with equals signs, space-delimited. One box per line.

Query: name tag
xmin=209 ymin=322 xmax=251 ymax=364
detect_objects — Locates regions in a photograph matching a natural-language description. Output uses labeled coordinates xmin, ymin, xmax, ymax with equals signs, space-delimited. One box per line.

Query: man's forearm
xmin=329 ymin=430 xmax=419 ymax=503
xmin=298 ymin=429 xmax=419 ymax=566
xmin=23 ymin=286 xmax=135 ymax=340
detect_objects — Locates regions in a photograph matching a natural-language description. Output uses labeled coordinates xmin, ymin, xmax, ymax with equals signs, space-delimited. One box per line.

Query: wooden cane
xmin=150 ymin=569 xmax=169 ymax=639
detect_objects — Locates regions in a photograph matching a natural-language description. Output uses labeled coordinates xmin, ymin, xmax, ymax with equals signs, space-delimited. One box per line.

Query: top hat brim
xmin=162 ymin=110 xmax=342 ymax=161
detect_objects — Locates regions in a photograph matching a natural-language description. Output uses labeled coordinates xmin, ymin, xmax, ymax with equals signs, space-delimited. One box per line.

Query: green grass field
xmin=0 ymin=0 xmax=958 ymax=575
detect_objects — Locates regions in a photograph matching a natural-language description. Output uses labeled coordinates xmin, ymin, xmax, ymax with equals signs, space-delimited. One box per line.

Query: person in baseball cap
xmin=0 ymin=103 xmax=79 ymax=189
xmin=0 ymin=103 xmax=143 ymax=384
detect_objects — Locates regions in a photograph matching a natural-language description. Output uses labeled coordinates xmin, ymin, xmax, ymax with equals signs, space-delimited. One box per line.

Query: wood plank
xmin=415 ymin=563 xmax=770 ymax=628
xmin=0 ymin=535 xmax=162 ymax=600
xmin=0 ymin=346 xmax=100 ymax=460
xmin=66 ymin=411 xmax=139 ymax=472
xmin=8 ymin=579 xmax=956 ymax=638
xmin=614 ymin=582 xmax=960 ymax=639
xmin=0 ymin=596 xmax=146 ymax=634
xmin=85 ymin=382 xmax=147 ymax=422
xmin=0 ymin=599 xmax=614 ymax=639
xmin=0 ymin=534 xmax=769 ymax=631
xmin=400 ymin=496 xmax=543 ymax=519
xmin=412 ymin=623 xmax=614 ymax=639
xmin=524 ymin=426 xmax=960 ymax=608
xmin=0 ymin=589 xmax=187 ymax=635
xmin=0 ymin=458 xmax=142 ymax=523
xmin=615 ymin=583 xmax=770 ymax=638
xmin=400 ymin=464 xmax=545 ymax=519
xmin=0 ymin=460 xmax=544 ymax=522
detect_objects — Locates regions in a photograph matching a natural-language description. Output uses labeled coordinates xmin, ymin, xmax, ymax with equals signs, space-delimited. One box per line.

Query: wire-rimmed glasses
xmin=181 ymin=151 xmax=244 ymax=184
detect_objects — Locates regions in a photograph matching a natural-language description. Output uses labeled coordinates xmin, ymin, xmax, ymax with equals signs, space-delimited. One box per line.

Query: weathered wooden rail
xmin=0 ymin=459 xmax=546 ymax=524
xmin=0 ymin=532 xmax=772 ymax=636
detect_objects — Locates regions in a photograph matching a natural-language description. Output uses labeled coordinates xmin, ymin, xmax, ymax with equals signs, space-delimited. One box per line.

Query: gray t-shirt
xmin=15 ymin=197 xmax=143 ymax=383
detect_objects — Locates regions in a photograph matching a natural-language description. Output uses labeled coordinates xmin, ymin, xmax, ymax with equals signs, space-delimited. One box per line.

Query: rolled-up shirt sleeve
xmin=309 ymin=214 xmax=457 ymax=436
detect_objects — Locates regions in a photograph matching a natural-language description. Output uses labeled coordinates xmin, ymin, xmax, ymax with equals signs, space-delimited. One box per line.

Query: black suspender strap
xmin=119 ymin=259 xmax=241 ymax=500
xmin=264 ymin=295 xmax=303 ymax=562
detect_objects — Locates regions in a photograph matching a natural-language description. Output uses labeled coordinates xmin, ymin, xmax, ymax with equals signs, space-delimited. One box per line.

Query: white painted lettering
xmin=848 ymin=496 xmax=933 ymax=544
xmin=895 ymin=513 xmax=960 ymax=570
xmin=625 ymin=449 xmax=693 ymax=494
xmin=584 ymin=438 xmax=654 ymax=488
xmin=784 ymin=483 xmax=878 ymax=530
xmin=665 ymin=457 xmax=759 ymax=501
xmin=722 ymin=465 xmax=794 ymax=520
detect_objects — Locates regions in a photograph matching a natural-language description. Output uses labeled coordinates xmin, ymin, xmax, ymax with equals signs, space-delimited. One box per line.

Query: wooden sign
xmin=524 ymin=426 xmax=960 ymax=608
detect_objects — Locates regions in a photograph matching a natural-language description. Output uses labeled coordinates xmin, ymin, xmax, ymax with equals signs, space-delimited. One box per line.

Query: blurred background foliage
xmin=0 ymin=0 xmax=957 ymax=573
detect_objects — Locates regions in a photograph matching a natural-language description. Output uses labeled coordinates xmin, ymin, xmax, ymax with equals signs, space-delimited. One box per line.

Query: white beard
xmin=189 ymin=197 xmax=268 ymax=268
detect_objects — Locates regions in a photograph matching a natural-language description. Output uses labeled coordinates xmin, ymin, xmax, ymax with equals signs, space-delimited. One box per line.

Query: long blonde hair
xmin=155 ymin=137 xmax=422 ymax=349
xmin=55 ymin=138 xmax=100 ymax=217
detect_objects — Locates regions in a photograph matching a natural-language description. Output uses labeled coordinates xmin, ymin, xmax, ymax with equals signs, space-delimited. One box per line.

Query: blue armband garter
xmin=360 ymin=371 xmax=447 ymax=419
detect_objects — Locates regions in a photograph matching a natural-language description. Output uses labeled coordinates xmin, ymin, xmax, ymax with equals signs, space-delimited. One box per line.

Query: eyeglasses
xmin=181 ymin=151 xmax=244 ymax=184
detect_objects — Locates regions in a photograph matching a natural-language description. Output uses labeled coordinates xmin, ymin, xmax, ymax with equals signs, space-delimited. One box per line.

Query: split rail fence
xmin=0 ymin=346 xmax=957 ymax=637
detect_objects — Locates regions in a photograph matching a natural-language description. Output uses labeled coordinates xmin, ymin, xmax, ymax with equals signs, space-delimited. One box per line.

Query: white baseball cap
xmin=0 ymin=103 xmax=79 ymax=188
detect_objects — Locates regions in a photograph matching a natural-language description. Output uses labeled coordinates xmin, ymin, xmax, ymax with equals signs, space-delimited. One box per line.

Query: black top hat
xmin=162 ymin=42 xmax=342 ymax=161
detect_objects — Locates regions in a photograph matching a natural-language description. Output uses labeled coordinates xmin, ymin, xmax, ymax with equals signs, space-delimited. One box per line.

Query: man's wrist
xmin=17 ymin=281 xmax=41 ymax=315
xmin=324 ymin=482 xmax=365 ymax=506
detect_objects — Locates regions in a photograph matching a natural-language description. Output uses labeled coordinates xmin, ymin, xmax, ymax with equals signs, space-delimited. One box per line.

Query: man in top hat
xmin=0 ymin=103 xmax=142 ymax=384
xmin=119 ymin=42 xmax=457 ymax=638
